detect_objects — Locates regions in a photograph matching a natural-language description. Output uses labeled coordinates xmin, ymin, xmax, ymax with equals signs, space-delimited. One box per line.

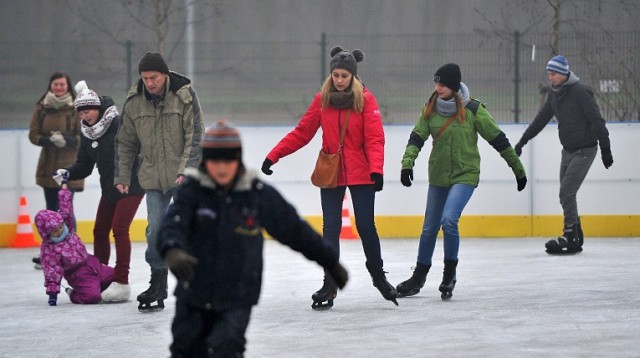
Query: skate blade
xmin=311 ymin=299 xmax=334 ymax=310
xmin=102 ymin=299 xmax=131 ymax=304
xmin=390 ymin=298 xmax=399 ymax=306
xmin=138 ymin=300 xmax=165 ymax=313
xmin=545 ymin=249 xmax=581 ymax=255
xmin=396 ymin=289 xmax=420 ymax=298
xmin=441 ymin=292 xmax=453 ymax=300
xmin=34 ymin=264 xmax=42 ymax=270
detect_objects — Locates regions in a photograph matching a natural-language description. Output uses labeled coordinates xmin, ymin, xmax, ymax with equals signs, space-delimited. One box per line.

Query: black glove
xmin=516 ymin=176 xmax=527 ymax=192
xmin=514 ymin=142 xmax=524 ymax=157
xmin=48 ymin=294 xmax=57 ymax=306
xmin=165 ymin=248 xmax=198 ymax=281
xmin=261 ymin=159 xmax=274 ymax=175
xmin=400 ymin=169 xmax=413 ymax=187
xmin=326 ymin=262 xmax=348 ymax=289
xmin=601 ymin=146 xmax=613 ymax=169
xmin=370 ymin=173 xmax=383 ymax=192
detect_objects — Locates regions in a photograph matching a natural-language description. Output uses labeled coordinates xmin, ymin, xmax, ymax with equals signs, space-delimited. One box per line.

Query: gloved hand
xmin=50 ymin=131 xmax=66 ymax=148
xmin=370 ymin=173 xmax=383 ymax=192
xmin=600 ymin=146 xmax=613 ymax=169
xmin=261 ymin=159 xmax=274 ymax=175
xmin=52 ymin=169 xmax=69 ymax=186
xmin=48 ymin=294 xmax=57 ymax=306
xmin=517 ymin=176 xmax=527 ymax=191
xmin=165 ymin=248 xmax=198 ymax=281
xmin=326 ymin=262 xmax=348 ymax=289
xmin=514 ymin=141 xmax=524 ymax=157
xmin=400 ymin=169 xmax=413 ymax=187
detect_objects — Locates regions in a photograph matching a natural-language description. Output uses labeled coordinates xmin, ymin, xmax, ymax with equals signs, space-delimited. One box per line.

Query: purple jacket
xmin=35 ymin=189 xmax=89 ymax=295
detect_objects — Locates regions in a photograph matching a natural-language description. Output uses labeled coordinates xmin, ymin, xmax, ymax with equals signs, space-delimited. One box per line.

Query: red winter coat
xmin=266 ymin=88 xmax=385 ymax=186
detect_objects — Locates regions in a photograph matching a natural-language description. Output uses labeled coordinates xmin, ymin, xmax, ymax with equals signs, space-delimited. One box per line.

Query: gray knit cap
xmin=329 ymin=46 xmax=365 ymax=76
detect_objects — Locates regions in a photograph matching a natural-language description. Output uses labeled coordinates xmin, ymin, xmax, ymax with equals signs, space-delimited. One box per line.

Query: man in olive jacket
xmin=515 ymin=55 xmax=613 ymax=255
xmin=115 ymin=51 xmax=204 ymax=311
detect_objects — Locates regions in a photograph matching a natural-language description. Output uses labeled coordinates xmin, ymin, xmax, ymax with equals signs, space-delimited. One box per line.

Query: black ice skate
xmin=439 ymin=259 xmax=458 ymax=300
xmin=545 ymin=224 xmax=580 ymax=255
xmin=366 ymin=262 xmax=399 ymax=306
xmin=396 ymin=262 xmax=430 ymax=298
xmin=137 ymin=268 xmax=168 ymax=313
xmin=311 ymin=269 xmax=338 ymax=310
xmin=32 ymin=256 xmax=42 ymax=270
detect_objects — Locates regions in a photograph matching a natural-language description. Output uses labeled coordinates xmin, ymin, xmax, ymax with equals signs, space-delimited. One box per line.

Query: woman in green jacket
xmin=397 ymin=63 xmax=527 ymax=300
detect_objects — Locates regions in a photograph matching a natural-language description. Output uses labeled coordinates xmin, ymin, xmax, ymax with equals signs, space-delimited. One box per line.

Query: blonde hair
xmin=321 ymin=75 xmax=364 ymax=113
xmin=422 ymin=90 xmax=466 ymax=123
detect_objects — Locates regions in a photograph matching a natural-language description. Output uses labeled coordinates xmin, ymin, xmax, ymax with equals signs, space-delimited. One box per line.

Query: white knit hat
xmin=74 ymin=81 xmax=101 ymax=111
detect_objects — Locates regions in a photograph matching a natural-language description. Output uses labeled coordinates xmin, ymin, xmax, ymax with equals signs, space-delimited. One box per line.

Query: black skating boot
xmin=576 ymin=217 xmax=584 ymax=252
xmin=32 ymin=256 xmax=42 ymax=270
xmin=311 ymin=268 xmax=338 ymax=310
xmin=545 ymin=224 xmax=580 ymax=255
xmin=396 ymin=262 xmax=431 ymax=298
xmin=439 ymin=259 xmax=458 ymax=300
xmin=365 ymin=262 xmax=398 ymax=306
xmin=137 ymin=268 xmax=168 ymax=312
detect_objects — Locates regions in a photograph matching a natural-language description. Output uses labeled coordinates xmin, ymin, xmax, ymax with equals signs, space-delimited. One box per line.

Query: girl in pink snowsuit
xmin=36 ymin=187 xmax=114 ymax=305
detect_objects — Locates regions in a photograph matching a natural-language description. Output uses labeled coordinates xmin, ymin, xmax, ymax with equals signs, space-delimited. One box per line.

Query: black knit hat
xmin=138 ymin=52 xmax=169 ymax=74
xmin=434 ymin=63 xmax=461 ymax=91
xmin=329 ymin=46 xmax=365 ymax=76
xmin=202 ymin=120 xmax=242 ymax=161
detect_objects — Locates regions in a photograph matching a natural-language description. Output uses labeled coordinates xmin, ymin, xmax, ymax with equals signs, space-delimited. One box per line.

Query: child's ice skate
xmin=311 ymin=269 xmax=337 ymax=310
xmin=137 ymin=269 xmax=168 ymax=312
xmin=32 ymin=256 xmax=42 ymax=270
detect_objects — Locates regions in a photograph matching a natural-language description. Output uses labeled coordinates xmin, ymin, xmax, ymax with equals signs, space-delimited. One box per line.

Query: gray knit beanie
xmin=329 ymin=46 xmax=364 ymax=76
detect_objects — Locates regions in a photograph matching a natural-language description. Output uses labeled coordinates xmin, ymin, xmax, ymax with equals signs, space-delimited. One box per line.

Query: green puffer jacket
xmin=402 ymin=99 xmax=525 ymax=188
xmin=115 ymin=72 xmax=204 ymax=191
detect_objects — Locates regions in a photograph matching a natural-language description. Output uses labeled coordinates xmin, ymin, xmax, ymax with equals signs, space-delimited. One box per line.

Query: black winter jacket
xmin=157 ymin=167 xmax=338 ymax=310
xmin=67 ymin=96 xmax=144 ymax=203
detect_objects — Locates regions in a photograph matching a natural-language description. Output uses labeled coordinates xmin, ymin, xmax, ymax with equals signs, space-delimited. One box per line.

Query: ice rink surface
xmin=1 ymin=237 xmax=639 ymax=358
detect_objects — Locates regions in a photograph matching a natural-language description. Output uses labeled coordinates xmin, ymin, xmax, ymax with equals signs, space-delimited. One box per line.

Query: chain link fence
xmin=1 ymin=31 xmax=637 ymax=129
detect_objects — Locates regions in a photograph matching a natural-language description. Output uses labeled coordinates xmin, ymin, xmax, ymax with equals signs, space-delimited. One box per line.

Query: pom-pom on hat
xmin=329 ymin=46 xmax=364 ymax=76
xmin=74 ymin=81 xmax=101 ymax=112
xmin=202 ymin=120 xmax=242 ymax=161
xmin=434 ymin=63 xmax=462 ymax=91
xmin=138 ymin=51 xmax=169 ymax=74
xmin=546 ymin=55 xmax=569 ymax=75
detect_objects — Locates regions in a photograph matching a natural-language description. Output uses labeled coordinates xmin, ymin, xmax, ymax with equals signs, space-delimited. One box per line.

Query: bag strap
xmin=432 ymin=114 xmax=456 ymax=146
xmin=338 ymin=110 xmax=351 ymax=151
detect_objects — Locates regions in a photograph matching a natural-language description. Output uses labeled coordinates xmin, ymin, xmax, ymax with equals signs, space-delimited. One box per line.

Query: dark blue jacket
xmin=157 ymin=167 xmax=338 ymax=310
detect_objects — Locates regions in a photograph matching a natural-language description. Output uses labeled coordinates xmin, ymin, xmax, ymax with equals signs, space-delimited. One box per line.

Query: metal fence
xmin=1 ymin=31 xmax=637 ymax=129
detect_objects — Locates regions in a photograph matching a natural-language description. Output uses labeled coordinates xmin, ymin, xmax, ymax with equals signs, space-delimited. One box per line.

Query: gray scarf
xmin=43 ymin=92 xmax=73 ymax=109
xmin=435 ymin=82 xmax=471 ymax=117
xmin=329 ymin=86 xmax=354 ymax=109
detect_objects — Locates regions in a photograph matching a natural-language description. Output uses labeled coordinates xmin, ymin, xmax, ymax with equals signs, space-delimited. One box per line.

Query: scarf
xmin=43 ymin=92 xmax=73 ymax=109
xmin=551 ymin=71 xmax=580 ymax=92
xmin=81 ymin=105 xmax=119 ymax=140
xmin=435 ymin=82 xmax=471 ymax=117
xmin=329 ymin=86 xmax=354 ymax=109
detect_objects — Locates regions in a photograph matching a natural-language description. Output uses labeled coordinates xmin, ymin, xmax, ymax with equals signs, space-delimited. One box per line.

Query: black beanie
xmin=434 ymin=63 xmax=461 ymax=91
xmin=202 ymin=120 xmax=242 ymax=161
xmin=138 ymin=52 xmax=169 ymax=74
xmin=329 ymin=46 xmax=364 ymax=76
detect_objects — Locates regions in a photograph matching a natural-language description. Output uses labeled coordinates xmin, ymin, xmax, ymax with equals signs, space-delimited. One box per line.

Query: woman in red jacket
xmin=262 ymin=46 xmax=397 ymax=309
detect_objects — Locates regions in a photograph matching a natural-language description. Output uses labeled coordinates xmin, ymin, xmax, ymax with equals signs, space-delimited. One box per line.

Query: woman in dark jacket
xmin=53 ymin=82 xmax=144 ymax=302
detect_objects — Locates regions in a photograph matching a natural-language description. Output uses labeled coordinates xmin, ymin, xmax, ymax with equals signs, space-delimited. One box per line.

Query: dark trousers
xmin=171 ymin=301 xmax=252 ymax=358
xmin=92 ymin=194 xmax=144 ymax=284
xmin=320 ymin=184 xmax=383 ymax=268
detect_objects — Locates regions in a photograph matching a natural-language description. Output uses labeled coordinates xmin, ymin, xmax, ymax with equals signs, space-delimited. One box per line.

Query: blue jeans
xmin=145 ymin=189 xmax=176 ymax=270
xmin=416 ymin=184 xmax=475 ymax=265
xmin=321 ymin=184 xmax=384 ymax=268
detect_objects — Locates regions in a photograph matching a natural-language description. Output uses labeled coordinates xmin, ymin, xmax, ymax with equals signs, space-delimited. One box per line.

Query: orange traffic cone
xmin=11 ymin=196 xmax=40 ymax=248
xmin=340 ymin=195 xmax=358 ymax=240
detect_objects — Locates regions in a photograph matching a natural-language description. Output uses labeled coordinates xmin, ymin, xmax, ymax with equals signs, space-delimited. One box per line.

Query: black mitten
xmin=326 ymin=262 xmax=349 ymax=289
xmin=261 ymin=159 xmax=274 ymax=175
xmin=516 ymin=176 xmax=527 ymax=191
xmin=600 ymin=146 xmax=613 ymax=169
xmin=400 ymin=169 xmax=413 ymax=187
xmin=165 ymin=248 xmax=198 ymax=281
xmin=370 ymin=173 xmax=383 ymax=192
xmin=48 ymin=293 xmax=57 ymax=306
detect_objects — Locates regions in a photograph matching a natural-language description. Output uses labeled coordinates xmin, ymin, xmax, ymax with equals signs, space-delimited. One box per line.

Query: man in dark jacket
xmin=514 ymin=55 xmax=613 ymax=254
xmin=157 ymin=121 xmax=348 ymax=357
